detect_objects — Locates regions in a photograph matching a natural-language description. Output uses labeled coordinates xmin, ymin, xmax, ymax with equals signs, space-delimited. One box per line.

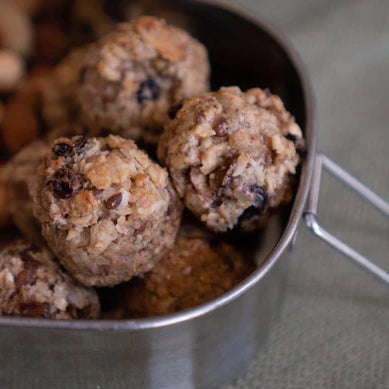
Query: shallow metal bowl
xmin=0 ymin=1 xmax=316 ymax=388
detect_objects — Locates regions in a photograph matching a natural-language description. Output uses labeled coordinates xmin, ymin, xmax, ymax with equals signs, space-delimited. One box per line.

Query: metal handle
xmin=303 ymin=153 xmax=389 ymax=286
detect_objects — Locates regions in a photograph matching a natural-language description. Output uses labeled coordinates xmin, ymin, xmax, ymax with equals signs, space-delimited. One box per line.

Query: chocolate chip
xmin=53 ymin=143 xmax=74 ymax=158
xmin=104 ymin=193 xmax=122 ymax=210
xmin=168 ymin=104 xmax=183 ymax=119
xmin=137 ymin=78 xmax=161 ymax=103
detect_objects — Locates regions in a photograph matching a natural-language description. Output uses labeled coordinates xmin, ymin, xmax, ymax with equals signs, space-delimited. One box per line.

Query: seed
xmin=104 ymin=193 xmax=122 ymax=210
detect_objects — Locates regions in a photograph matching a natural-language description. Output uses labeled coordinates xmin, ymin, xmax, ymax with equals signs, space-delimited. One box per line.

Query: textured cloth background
xmin=225 ymin=0 xmax=389 ymax=388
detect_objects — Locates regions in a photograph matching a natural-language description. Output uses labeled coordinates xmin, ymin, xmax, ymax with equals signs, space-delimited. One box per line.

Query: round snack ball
xmin=42 ymin=46 xmax=91 ymax=130
xmin=158 ymin=86 xmax=305 ymax=232
xmin=78 ymin=16 xmax=210 ymax=145
xmin=0 ymin=240 xmax=100 ymax=319
xmin=31 ymin=134 xmax=183 ymax=287
xmin=124 ymin=236 xmax=255 ymax=317
xmin=5 ymin=140 xmax=49 ymax=245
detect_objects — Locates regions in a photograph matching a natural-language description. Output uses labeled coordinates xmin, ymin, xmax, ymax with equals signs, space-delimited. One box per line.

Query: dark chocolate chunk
xmin=137 ymin=78 xmax=161 ymax=103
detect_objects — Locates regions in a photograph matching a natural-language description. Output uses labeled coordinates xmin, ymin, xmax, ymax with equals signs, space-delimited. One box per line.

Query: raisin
xmin=104 ymin=193 xmax=122 ymax=210
xmin=74 ymin=136 xmax=87 ymax=152
xmin=53 ymin=143 xmax=74 ymax=158
xmin=49 ymin=180 xmax=73 ymax=199
xmin=137 ymin=78 xmax=161 ymax=103
xmin=250 ymin=185 xmax=267 ymax=210
xmin=168 ymin=104 xmax=183 ymax=119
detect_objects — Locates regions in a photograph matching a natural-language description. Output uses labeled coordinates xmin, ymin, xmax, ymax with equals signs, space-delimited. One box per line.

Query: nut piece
xmin=31 ymin=135 xmax=183 ymax=287
xmin=0 ymin=239 xmax=100 ymax=319
xmin=124 ymin=236 xmax=255 ymax=317
xmin=78 ymin=16 xmax=210 ymax=145
xmin=0 ymin=0 xmax=33 ymax=56
xmin=158 ymin=86 xmax=305 ymax=232
xmin=0 ymin=50 xmax=25 ymax=92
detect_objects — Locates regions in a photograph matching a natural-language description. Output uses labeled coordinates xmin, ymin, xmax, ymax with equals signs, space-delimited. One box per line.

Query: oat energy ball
xmin=78 ymin=16 xmax=210 ymax=145
xmin=42 ymin=46 xmax=91 ymax=130
xmin=124 ymin=236 xmax=254 ymax=317
xmin=0 ymin=240 xmax=100 ymax=319
xmin=31 ymin=135 xmax=183 ymax=287
xmin=158 ymin=87 xmax=305 ymax=232
xmin=6 ymin=140 xmax=49 ymax=245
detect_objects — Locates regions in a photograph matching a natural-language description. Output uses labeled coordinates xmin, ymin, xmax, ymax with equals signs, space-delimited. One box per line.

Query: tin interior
xmin=0 ymin=0 xmax=315 ymax=330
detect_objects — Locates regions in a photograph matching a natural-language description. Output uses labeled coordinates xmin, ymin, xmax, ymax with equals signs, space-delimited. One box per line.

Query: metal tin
xmin=0 ymin=1 xmax=316 ymax=388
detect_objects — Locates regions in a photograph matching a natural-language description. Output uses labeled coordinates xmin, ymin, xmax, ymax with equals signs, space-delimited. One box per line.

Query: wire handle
xmin=303 ymin=153 xmax=389 ymax=286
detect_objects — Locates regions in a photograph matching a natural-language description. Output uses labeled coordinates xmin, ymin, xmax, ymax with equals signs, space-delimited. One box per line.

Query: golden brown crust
xmin=124 ymin=236 xmax=255 ymax=317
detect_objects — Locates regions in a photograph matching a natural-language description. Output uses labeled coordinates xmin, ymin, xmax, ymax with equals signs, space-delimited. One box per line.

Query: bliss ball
xmin=0 ymin=240 xmax=100 ymax=319
xmin=124 ymin=235 xmax=254 ymax=317
xmin=31 ymin=134 xmax=183 ymax=287
xmin=5 ymin=140 xmax=49 ymax=245
xmin=42 ymin=46 xmax=92 ymax=130
xmin=78 ymin=16 xmax=210 ymax=145
xmin=158 ymin=87 xmax=305 ymax=232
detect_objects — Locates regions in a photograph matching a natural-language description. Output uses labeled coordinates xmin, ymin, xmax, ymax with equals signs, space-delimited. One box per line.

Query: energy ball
xmin=124 ymin=236 xmax=254 ymax=317
xmin=5 ymin=140 xmax=49 ymax=245
xmin=158 ymin=87 xmax=305 ymax=232
xmin=78 ymin=16 xmax=210 ymax=145
xmin=31 ymin=134 xmax=183 ymax=287
xmin=42 ymin=46 xmax=91 ymax=130
xmin=0 ymin=240 xmax=100 ymax=319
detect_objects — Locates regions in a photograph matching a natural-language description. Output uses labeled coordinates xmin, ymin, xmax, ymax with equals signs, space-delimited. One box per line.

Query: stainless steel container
xmin=0 ymin=1 xmax=387 ymax=388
